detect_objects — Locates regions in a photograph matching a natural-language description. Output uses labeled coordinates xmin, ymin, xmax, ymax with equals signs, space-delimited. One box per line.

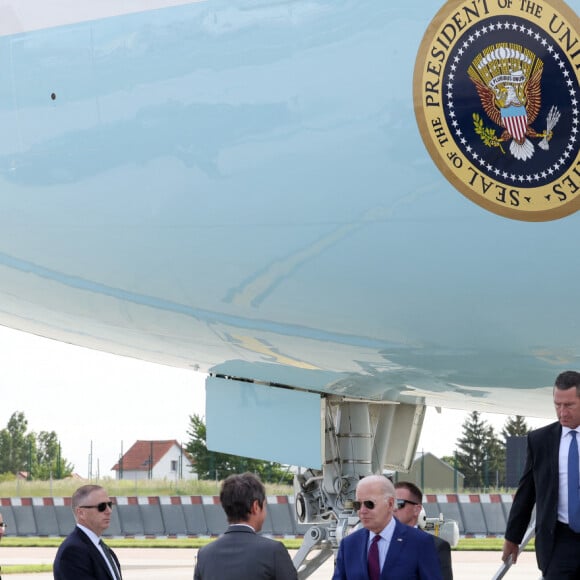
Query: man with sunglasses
xmin=53 ymin=485 xmax=122 ymax=580
xmin=332 ymin=475 xmax=441 ymax=579
xmin=394 ymin=481 xmax=453 ymax=580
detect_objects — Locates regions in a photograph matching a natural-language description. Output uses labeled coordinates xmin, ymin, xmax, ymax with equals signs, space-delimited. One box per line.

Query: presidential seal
xmin=414 ymin=0 xmax=580 ymax=221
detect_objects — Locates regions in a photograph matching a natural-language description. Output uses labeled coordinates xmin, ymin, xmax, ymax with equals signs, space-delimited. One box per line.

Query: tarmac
xmin=0 ymin=546 xmax=542 ymax=579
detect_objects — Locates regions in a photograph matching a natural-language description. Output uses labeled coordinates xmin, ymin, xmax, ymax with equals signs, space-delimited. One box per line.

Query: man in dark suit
xmin=53 ymin=485 xmax=121 ymax=580
xmin=503 ymin=370 xmax=580 ymax=579
xmin=394 ymin=481 xmax=453 ymax=580
xmin=332 ymin=475 xmax=442 ymax=579
xmin=194 ymin=472 xmax=297 ymax=580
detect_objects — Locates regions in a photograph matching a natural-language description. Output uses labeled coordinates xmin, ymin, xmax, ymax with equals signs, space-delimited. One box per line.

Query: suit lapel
xmin=76 ymin=527 xmax=117 ymax=580
xmin=354 ymin=528 xmax=370 ymax=579
xmin=543 ymin=423 xmax=562 ymax=493
xmin=551 ymin=423 xmax=562 ymax=474
xmin=381 ymin=519 xmax=405 ymax=577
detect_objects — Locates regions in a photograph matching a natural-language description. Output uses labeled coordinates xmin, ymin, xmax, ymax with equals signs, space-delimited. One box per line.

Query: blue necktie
xmin=568 ymin=431 xmax=580 ymax=532
xmin=368 ymin=535 xmax=381 ymax=580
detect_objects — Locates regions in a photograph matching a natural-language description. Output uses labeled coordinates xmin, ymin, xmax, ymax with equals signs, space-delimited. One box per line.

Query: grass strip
xmin=2 ymin=565 xmax=53 ymax=574
xmin=1 ymin=536 xmax=533 ymax=551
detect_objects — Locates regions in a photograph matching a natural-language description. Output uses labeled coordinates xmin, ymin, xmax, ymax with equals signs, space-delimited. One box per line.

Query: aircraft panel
xmin=206 ymin=376 xmax=322 ymax=467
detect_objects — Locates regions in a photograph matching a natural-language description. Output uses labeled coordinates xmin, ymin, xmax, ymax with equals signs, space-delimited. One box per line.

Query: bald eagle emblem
xmin=468 ymin=44 xmax=559 ymax=161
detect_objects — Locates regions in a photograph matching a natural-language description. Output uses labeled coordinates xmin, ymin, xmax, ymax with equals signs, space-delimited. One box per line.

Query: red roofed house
xmin=112 ymin=440 xmax=197 ymax=480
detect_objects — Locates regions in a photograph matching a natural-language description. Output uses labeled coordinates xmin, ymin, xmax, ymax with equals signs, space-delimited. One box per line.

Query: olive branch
xmin=473 ymin=113 xmax=505 ymax=154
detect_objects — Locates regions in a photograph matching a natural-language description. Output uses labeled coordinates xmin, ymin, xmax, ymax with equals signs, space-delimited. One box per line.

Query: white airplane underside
xmin=0 ymin=0 xmax=578 ymax=575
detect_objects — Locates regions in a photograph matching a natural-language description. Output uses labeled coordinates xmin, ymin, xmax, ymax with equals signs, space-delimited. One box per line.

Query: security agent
xmin=394 ymin=481 xmax=453 ymax=580
xmin=53 ymin=484 xmax=122 ymax=580
xmin=502 ymin=370 xmax=580 ymax=579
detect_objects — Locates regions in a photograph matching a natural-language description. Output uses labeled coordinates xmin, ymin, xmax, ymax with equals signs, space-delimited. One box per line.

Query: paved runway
xmin=1 ymin=546 xmax=542 ymax=579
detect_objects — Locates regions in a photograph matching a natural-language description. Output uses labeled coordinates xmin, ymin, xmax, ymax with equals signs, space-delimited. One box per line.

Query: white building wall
xmin=152 ymin=444 xmax=197 ymax=480
xmin=120 ymin=470 xmax=149 ymax=481
xmin=115 ymin=443 xmax=197 ymax=480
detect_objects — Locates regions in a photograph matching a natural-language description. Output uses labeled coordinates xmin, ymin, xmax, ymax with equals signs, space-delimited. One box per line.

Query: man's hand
xmin=501 ymin=539 xmax=520 ymax=565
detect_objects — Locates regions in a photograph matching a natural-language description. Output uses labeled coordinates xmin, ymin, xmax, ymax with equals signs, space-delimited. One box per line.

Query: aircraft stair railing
xmin=491 ymin=518 xmax=540 ymax=580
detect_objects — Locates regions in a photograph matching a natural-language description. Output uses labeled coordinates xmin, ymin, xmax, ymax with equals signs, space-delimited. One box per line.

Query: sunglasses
xmin=352 ymin=500 xmax=378 ymax=510
xmin=79 ymin=501 xmax=114 ymax=512
xmin=0 ymin=522 xmax=6 ymax=529
xmin=395 ymin=499 xmax=420 ymax=509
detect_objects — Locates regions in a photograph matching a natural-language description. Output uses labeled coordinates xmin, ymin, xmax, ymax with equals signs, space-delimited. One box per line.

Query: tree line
xmin=187 ymin=411 xmax=531 ymax=490
xmin=0 ymin=412 xmax=73 ymax=480
xmin=0 ymin=411 xmax=291 ymax=483
xmin=0 ymin=409 xmax=530 ymax=489
xmin=185 ymin=412 xmax=531 ymax=490
xmin=443 ymin=411 xmax=529 ymax=489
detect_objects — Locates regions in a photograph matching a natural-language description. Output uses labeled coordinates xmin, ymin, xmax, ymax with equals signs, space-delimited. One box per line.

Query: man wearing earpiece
xmin=394 ymin=481 xmax=453 ymax=580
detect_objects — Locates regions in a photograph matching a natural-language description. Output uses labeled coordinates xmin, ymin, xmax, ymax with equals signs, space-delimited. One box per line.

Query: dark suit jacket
xmin=332 ymin=519 xmax=442 ymax=579
xmin=433 ymin=536 xmax=453 ymax=580
xmin=194 ymin=524 xmax=297 ymax=580
xmin=505 ymin=421 xmax=561 ymax=575
xmin=53 ymin=526 xmax=121 ymax=580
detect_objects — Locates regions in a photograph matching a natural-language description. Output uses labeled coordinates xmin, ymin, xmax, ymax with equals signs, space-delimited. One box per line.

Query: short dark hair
xmin=555 ymin=371 xmax=580 ymax=394
xmin=72 ymin=485 xmax=104 ymax=510
xmin=394 ymin=481 xmax=422 ymax=503
xmin=219 ymin=473 xmax=266 ymax=523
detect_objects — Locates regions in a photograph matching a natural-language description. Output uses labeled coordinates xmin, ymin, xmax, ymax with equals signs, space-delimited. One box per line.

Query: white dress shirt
xmin=367 ymin=517 xmax=396 ymax=573
xmin=77 ymin=524 xmax=120 ymax=580
xmin=558 ymin=427 xmax=580 ymax=524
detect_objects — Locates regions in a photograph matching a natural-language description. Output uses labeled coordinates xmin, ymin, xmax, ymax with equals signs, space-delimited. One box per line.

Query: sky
xmin=0 ymin=326 xmax=205 ymax=479
xmin=0 ymin=325 xmax=554 ymax=479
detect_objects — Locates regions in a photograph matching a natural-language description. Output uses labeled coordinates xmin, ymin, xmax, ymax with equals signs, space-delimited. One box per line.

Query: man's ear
xmin=250 ymin=499 xmax=262 ymax=514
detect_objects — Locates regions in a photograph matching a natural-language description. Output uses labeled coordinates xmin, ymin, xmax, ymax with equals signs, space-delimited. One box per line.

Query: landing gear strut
xmin=292 ymin=396 xmax=425 ymax=578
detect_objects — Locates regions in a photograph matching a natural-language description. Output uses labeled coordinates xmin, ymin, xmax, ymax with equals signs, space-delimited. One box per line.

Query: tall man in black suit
xmin=394 ymin=481 xmax=453 ymax=580
xmin=53 ymin=485 xmax=122 ymax=580
xmin=502 ymin=370 xmax=580 ymax=579
xmin=194 ymin=472 xmax=297 ymax=580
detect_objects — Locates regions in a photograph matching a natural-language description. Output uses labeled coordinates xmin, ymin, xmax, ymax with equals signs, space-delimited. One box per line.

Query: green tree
xmin=0 ymin=430 xmax=12 ymax=474
xmin=35 ymin=431 xmax=74 ymax=480
xmin=501 ymin=415 xmax=530 ymax=441
xmin=0 ymin=412 xmax=29 ymax=474
xmin=186 ymin=414 xmax=292 ymax=483
xmin=0 ymin=412 xmax=73 ymax=479
xmin=496 ymin=415 xmax=530 ymax=489
xmin=483 ymin=424 xmax=505 ymax=488
xmin=25 ymin=432 xmax=38 ymax=480
xmin=455 ymin=411 xmax=504 ymax=489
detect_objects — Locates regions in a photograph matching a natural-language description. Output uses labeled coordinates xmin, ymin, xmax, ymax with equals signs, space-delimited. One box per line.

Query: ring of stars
xmin=444 ymin=19 xmax=579 ymax=186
